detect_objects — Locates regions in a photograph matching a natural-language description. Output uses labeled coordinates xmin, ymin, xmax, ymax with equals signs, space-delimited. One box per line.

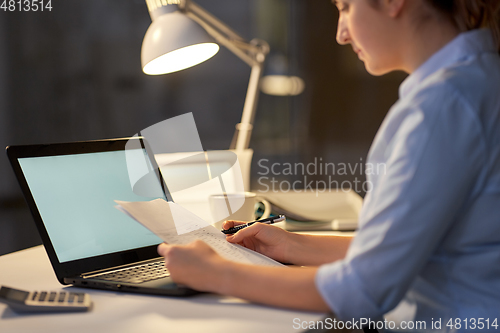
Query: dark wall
xmin=0 ymin=0 xmax=406 ymax=255
xmin=299 ymin=0 xmax=407 ymax=187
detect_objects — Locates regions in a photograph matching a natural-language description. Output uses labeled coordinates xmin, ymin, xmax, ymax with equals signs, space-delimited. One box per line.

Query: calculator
xmin=0 ymin=286 xmax=92 ymax=312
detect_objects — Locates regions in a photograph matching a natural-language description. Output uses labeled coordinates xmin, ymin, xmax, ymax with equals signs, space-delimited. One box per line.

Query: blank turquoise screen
xmin=18 ymin=149 xmax=164 ymax=263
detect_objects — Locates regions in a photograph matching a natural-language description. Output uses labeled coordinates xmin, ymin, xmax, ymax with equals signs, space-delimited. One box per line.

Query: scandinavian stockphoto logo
xmin=123 ymin=113 xmax=247 ymax=235
xmin=257 ymin=157 xmax=385 ymax=195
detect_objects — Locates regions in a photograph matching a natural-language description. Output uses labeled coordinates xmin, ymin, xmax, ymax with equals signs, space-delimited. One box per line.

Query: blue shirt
xmin=316 ymin=29 xmax=500 ymax=331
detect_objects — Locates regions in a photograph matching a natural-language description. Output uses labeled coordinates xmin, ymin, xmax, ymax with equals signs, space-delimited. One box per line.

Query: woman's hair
xmin=426 ymin=0 xmax=500 ymax=53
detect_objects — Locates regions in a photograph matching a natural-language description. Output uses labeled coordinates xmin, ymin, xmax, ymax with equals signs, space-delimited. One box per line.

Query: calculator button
xmin=77 ymin=294 xmax=85 ymax=303
xmin=39 ymin=292 xmax=47 ymax=302
xmin=31 ymin=291 xmax=38 ymax=300
xmin=48 ymin=292 xmax=57 ymax=302
xmin=68 ymin=293 xmax=76 ymax=303
xmin=58 ymin=293 xmax=66 ymax=303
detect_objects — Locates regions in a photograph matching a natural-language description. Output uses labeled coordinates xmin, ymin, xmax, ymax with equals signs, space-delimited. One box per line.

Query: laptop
xmin=6 ymin=137 xmax=197 ymax=296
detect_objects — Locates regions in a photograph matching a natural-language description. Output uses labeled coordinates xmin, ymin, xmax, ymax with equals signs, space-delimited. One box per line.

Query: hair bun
xmin=428 ymin=0 xmax=500 ymax=53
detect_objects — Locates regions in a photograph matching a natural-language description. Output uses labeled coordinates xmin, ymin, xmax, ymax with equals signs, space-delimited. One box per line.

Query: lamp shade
xmin=141 ymin=11 xmax=219 ymax=75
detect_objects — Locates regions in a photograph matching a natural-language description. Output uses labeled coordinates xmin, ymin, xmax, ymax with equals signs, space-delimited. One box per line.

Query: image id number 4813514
xmin=1 ymin=0 xmax=52 ymax=11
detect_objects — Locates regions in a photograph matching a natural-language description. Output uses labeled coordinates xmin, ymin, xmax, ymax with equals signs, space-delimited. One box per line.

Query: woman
xmin=158 ymin=0 xmax=500 ymax=328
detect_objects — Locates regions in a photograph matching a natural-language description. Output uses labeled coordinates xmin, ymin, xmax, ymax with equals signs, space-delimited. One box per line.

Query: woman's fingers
xmin=157 ymin=243 xmax=170 ymax=256
xmin=157 ymin=243 xmax=173 ymax=265
xmin=222 ymin=220 xmax=247 ymax=230
xmin=226 ymin=223 xmax=262 ymax=243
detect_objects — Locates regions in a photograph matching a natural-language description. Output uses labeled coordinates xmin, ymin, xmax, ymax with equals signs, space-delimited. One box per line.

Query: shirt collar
xmin=399 ymin=29 xmax=497 ymax=99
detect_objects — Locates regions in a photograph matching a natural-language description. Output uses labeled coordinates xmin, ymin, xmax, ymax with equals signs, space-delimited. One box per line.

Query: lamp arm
xmin=186 ymin=1 xmax=245 ymax=43
xmin=183 ymin=0 xmax=269 ymax=150
xmin=233 ymin=63 xmax=263 ymax=150
xmin=186 ymin=12 xmax=255 ymax=67
xmin=184 ymin=1 xmax=268 ymax=66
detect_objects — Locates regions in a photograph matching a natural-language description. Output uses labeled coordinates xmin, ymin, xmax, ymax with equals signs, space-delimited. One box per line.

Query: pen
xmin=221 ymin=215 xmax=286 ymax=234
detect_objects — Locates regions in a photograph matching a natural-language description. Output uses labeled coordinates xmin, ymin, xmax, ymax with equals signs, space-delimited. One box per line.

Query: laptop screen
xmin=18 ymin=148 xmax=164 ymax=263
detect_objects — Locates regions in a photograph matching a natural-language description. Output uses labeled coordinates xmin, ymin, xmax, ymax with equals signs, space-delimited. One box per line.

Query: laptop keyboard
xmin=93 ymin=260 xmax=170 ymax=284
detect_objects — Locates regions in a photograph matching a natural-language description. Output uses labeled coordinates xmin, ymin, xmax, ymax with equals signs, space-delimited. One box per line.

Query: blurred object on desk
xmin=285 ymin=219 xmax=358 ymax=232
xmin=261 ymin=190 xmax=362 ymax=231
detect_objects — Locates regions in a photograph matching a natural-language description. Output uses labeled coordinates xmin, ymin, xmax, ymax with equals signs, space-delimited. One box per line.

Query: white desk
xmin=0 ymin=190 xmax=362 ymax=332
xmin=0 ymin=245 xmax=336 ymax=333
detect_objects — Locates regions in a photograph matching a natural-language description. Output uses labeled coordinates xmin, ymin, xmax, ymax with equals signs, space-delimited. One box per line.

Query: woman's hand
xmin=157 ymin=240 xmax=330 ymax=313
xmin=157 ymin=241 xmax=228 ymax=292
xmin=223 ymin=221 xmax=294 ymax=264
xmin=224 ymin=220 xmax=353 ymax=266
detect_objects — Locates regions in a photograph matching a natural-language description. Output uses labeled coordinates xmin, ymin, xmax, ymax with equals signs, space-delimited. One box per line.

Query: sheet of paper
xmin=115 ymin=199 xmax=284 ymax=267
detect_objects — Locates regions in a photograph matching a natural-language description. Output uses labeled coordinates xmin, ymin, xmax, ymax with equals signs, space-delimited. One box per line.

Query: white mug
xmin=209 ymin=192 xmax=271 ymax=229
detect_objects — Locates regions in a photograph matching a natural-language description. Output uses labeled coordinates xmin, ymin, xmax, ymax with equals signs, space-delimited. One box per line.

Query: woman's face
xmin=335 ymin=0 xmax=402 ymax=75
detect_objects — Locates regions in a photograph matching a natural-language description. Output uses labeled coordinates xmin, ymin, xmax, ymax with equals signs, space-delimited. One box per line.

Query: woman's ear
xmin=383 ymin=0 xmax=405 ymax=18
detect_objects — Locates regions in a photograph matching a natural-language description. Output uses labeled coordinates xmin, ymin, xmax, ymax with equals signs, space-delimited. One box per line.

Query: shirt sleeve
xmin=315 ymin=83 xmax=487 ymax=320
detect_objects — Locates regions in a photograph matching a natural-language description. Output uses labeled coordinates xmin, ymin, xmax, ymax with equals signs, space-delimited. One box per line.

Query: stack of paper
xmin=115 ymin=199 xmax=284 ymax=267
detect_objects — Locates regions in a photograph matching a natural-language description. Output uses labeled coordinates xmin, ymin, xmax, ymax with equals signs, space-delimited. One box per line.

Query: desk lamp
xmin=142 ymin=0 xmax=270 ymax=151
